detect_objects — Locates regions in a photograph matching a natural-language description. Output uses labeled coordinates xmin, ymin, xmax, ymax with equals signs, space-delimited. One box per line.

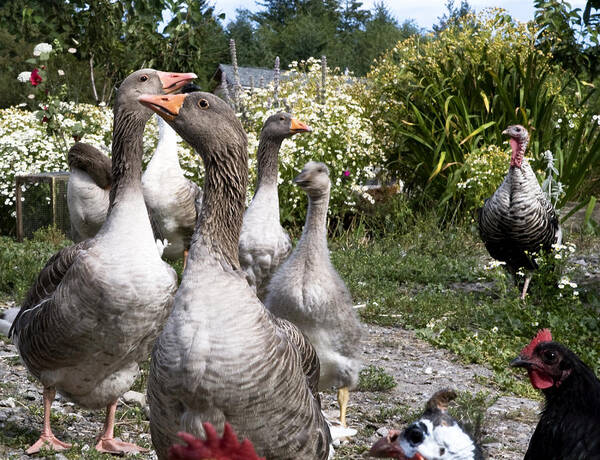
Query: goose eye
xmin=198 ymin=99 xmax=209 ymax=109
xmin=140 ymin=75 xmax=149 ymax=82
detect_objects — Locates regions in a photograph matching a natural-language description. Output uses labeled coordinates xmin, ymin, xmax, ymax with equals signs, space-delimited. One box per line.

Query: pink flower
xmin=30 ymin=68 xmax=42 ymax=86
xmin=343 ymin=170 xmax=350 ymax=177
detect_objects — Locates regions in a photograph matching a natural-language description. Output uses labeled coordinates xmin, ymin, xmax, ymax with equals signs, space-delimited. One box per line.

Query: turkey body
xmin=479 ymin=160 xmax=560 ymax=271
xmin=478 ymin=125 xmax=561 ymax=298
xmin=142 ymin=92 xmax=331 ymax=460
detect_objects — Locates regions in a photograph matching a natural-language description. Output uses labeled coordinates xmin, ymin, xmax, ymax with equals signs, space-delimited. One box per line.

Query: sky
xmin=211 ymin=0 xmax=588 ymax=29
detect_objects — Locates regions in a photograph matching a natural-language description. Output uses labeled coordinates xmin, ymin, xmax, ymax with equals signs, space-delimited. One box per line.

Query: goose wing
xmin=68 ymin=142 xmax=112 ymax=189
xmin=271 ymin=314 xmax=321 ymax=402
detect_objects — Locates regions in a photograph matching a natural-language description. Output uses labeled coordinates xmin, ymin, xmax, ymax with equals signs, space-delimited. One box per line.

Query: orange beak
xmin=156 ymin=71 xmax=197 ymax=94
xmin=290 ymin=118 xmax=312 ymax=134
xmin=138 ymin=93 xmax=188 ymax=121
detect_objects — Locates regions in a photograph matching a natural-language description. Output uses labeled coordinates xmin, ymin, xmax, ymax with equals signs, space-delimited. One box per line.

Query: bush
xmin=357 ymin=365 xmax=397 ymax=391
xmin=365 ymin=8 xmax=600 ymax=214
xmin=237 ymin=58 xmax=385 ymax=229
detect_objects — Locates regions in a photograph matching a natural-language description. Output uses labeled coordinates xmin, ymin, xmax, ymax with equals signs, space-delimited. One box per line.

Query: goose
xmin=8 ymin=68 xmax=196 ymax=455
xmin=239 ymin=112 xmax=311 ymax=300
xmin=142 ymin=114 xmax=201 ymax=262
xmin=265 ymin=161 xmax=363 ymax=428
xmin=67 ymin=142 xmax=111 ymax=242
xmin=138 ymin=91 xmax=332 ymax=460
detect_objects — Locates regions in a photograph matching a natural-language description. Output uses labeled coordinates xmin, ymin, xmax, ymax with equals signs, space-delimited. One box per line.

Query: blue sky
xmin=211 ymin=0 xmax=588 ymax=29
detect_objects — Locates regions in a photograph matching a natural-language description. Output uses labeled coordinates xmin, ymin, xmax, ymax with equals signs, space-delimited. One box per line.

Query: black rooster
xmin=511 ymin=329 xmax=600 ymax=459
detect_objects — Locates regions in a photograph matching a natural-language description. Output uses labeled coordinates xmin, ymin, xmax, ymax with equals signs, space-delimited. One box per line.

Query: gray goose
xmin=142 ymin=114 xmax=201 ymax=262
xmin=239 ymin=112 xmax=311 ymax=300
xmin=265 ymin=161 xmax=363 ymax=428
xmin=9 ymin=69 xmax=196 ymax=455
xmin=139 ymin=92 xmax=331 ymax=460
xmin=478 ymin=124 xmax=562 ymax=299
xmin=67 ymin=142 xmax=111 ymax=242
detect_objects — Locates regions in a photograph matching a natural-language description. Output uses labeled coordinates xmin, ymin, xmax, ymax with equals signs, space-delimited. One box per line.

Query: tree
xmin=432 ymin=0 xmax=474 ymax=34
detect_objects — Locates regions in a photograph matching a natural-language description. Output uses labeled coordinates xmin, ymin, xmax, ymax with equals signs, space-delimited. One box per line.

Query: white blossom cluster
xmin=0 ymin=106 xmax=200 ymax=217
xmin=237 ymin=57 xmax=384 ymax=222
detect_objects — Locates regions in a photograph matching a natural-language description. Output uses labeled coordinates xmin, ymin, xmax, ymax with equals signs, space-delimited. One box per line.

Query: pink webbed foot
xmin=26 ymin=434 xmax=71 ymax=454
xmin=95 ymin=437 xmax=149 ymax=454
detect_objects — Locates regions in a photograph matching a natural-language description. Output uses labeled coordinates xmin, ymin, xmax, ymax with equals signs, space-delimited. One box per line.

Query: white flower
xmin=57 ymin=69 xmax=65 ymax=76
xmin=574 ymin=291 xmax=579 ymax=296
xmin=33 ymin=42 xmax=52 ymax=56
xmin=98 ymin=102 xmax=106 ymax=107
xmin=27 ymin=94 xmax=35 ymax=99
xmin=68 ymin=48 xmax=77 ymax=54
xmin=17 ymin=71 xmax=32 ymax=83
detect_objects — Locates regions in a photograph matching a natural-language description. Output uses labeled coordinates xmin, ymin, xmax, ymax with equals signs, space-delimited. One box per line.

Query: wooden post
xmin=15 ymin=176 xmax=23 ymax=241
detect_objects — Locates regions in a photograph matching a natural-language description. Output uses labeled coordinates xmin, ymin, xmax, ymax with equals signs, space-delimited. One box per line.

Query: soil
xmin=0 ymin=301 xmax=539 ymax=460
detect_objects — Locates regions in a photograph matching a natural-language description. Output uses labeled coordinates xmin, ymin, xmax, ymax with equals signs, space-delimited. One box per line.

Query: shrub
xmin=237 ymin=58 xmax=385 ymax=228
xmin=0 ymin=106 xmax=199 ymax=235
xmin=365 ymin=8 xmax=600 ymax=214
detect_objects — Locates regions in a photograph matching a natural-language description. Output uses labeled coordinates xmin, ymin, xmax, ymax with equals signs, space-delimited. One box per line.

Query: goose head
xmin=137 ymin=91 xmax=247 ymax=164
xmin=294 ymin=161 xmax=330 ymax=199
xmin=262 ymin=112 xmax=312 ymax=141
xmin=115 ymin=69 xmax=197 ymax=119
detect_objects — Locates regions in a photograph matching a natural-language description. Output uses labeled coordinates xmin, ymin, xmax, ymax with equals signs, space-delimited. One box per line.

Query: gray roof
xmin=212 ymin=64 xmax=278 ymax=88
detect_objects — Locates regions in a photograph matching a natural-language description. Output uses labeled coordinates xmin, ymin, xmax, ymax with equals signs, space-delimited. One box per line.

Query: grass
xmin=357 ymin=365 xmax=397 ymax=392
xmin=331 ymin=211 xmax=600 ymax=398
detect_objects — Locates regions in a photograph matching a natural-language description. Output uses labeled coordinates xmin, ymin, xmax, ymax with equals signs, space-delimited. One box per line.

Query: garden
xmin=1 ymin=1 xmax=600 ymax=459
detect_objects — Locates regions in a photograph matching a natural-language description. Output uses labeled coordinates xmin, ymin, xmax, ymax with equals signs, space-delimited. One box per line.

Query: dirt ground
xmin=0 ymin=298 xmax=539 ymax=459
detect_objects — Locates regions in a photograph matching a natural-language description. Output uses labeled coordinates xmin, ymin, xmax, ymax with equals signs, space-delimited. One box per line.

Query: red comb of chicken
xmin=520 ymin=329 xmax=552 ymax=357
xmin=168 ymin=422 xmax=265 ymax=460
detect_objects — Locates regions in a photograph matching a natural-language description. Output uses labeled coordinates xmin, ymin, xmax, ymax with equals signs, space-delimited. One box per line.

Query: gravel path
xmin=0 ymin=299 xmax=539 ymax=459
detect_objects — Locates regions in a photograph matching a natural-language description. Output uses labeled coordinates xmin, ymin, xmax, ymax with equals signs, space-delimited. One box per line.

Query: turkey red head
xmin=369 ymin=390 xmax=482 ymax=460
xmin=502 ymin=124 xmax=529 ymax=168
xmin=511 ymin=329 xmax=576 ymax=390
xmin=168 ymin=423 xmax=265 ymax=460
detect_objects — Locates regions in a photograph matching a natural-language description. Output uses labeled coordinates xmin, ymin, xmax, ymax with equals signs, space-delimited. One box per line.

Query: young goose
xmin=139 ymin=91 xmax=331 ymax=460
xmin=142 ymin=114 xmax=201 ymax=262
xmin=265 ymin=161 xmax=363 ymax=428
xmin=67 ymin=142 xmax=112 ymax=242
xmin=239 ymin=112 xmax=311 ymax=300
xmin=9 ymin=69 xmax=196 ymax=455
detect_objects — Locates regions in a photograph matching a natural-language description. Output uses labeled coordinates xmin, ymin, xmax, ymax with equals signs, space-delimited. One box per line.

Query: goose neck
xmin=256 ymin=135 xmax=282 ymax=187
xmin=190 ymin=143 xmax=248 ymax=269
xmin=299 ymin=191 xmax=330 ymax=251
xmin=108 ymin=109 xmax=146 ymax=209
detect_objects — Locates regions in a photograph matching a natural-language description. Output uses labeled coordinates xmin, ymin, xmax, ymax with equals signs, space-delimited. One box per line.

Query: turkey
xmin=168 ymin=423 xmax=264 ymax=460
xmin=369 ymin=389 xmax=483 ymax=460
xmin=511 ymin=329 xmax=600 ymax=459
xmin=478 ymin=124 xmax=561 ymax=299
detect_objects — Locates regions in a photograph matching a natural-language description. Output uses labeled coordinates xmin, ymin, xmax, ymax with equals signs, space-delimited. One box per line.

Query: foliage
xmin=357 ymin=365 xmax=397 ymax=391
xmin=432 ymin=0 xmax=474 ymax=34
xmin=0 ymin=226 xmax=71 ymax=301
xmin=455 ymin=145 xmax=510 ymax=213
xmin=0 ymin=105 xmax=199 ymax=235
xmin=366 ymin=9 xmax=600 ymax=215
xmin=331 ymin=205 xmax=600 ymax=397
xmin=237 ymin=57 xmax=385 ymax=228
xmin=535 ymin=0 xmax=600 ymax=77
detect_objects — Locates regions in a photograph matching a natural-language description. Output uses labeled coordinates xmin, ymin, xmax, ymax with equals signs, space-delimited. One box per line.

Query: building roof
xmin=212 ymin=64 xmax=278 ymax=89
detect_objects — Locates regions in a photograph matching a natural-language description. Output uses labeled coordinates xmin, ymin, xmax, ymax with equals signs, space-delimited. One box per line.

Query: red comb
xmin=168 ymin=423 xmax=265 ymax=460
xmin=520 ymin=329 xmax=552 ymax=357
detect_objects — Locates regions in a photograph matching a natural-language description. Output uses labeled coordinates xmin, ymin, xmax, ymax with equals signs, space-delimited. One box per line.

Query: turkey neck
xmin=298 ymin=189 xmax=330 ymax=255
xmin=189 ymin=141 xmax=248 ymax=270
xmin=108 ymin=109 xmax=147 ymax=210
xmin=509 ymin=137 xmax=528 ymax=168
